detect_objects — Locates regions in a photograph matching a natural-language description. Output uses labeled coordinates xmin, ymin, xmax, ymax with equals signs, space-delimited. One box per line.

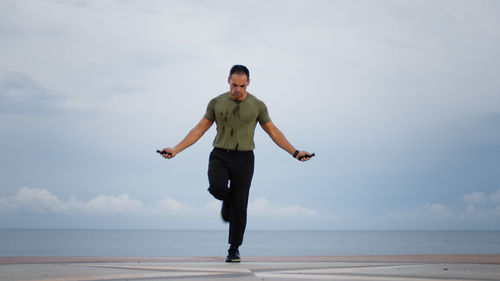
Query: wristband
xmin=292 ymin=150 xmax=299 ymax=158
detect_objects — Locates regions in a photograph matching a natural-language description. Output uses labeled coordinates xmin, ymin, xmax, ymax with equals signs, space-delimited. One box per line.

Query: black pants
xmin=207 ymin=148 xmax=254 ymax=247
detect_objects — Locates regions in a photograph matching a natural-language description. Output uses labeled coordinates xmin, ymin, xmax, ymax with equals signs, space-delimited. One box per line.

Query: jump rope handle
xmin=156 ymin=150 xmax=172 ymax=156
xmin=298 ymin=153 xmax=315 ymax=160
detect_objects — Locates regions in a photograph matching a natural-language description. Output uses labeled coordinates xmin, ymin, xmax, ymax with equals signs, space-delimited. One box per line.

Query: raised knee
xmin=208 ymin=185 xmax=229 ymax=200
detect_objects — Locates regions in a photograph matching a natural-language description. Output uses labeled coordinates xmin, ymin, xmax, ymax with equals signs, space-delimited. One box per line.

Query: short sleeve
xmin=204 ymin=98 xmax=216 ymax=121
xmin=257 ymin=101 xmax=271 ymax=124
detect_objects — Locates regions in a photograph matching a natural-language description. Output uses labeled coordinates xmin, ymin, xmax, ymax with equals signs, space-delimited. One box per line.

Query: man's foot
xmin=225 ymin=249 xmax=241 ymax=263
xmin=221 ymin=200 xmax=230 ymax=223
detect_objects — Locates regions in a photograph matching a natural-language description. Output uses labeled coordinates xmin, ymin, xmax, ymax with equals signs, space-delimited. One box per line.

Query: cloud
xmin=248 ymin=198 xmax=318 ymax=217
xmin=491 ymin=189 xmax=500 ymax=203
xmin=154 ymin=197 xmax=189 ymax=214
xmin=389 ymin=203 xmax=454 ymax=220
xmin=0 ymin=70 xmax=63 ymax=114
xmin=465 ymin=204 xmax=500 ymax=219
xmin=386 ymin=189 xmax=500 ymax=222
xmin=463 ymin=192 xmax=486 ymax=204
xmin=463 ymin=189 xmax=500 ymax=204
xmin=73 ymin=194 xmax=145 ymax=215
xmin=378 ymin=189 xmax=500 ymax=228
xmin=2 ymin=187 xmax=500 ymax=230
xmin=0 ymin=187 xmax=180 ymax=216
xmin=0 ymin=188 xmax=319 ymax=219
xmin=461 ymin=189 xmax=500 ymax=220
xmin=421 ymin=203 xmax=454 ymax=219
xmin=0 ymin=187 xmax=67 ymax=214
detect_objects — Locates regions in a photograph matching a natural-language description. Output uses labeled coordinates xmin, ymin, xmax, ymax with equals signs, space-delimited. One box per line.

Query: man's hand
xmin=158 ymin=148 xmax=176 ymax=159
xmin=295 ymin=151 xmax=315 ymax=162
xmin=157 ymin=118 xmax=214 ymax=160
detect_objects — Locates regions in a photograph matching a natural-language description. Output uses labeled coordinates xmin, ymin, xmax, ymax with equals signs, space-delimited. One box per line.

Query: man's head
xmin=228 ymin=65 xmax=250 ymax=101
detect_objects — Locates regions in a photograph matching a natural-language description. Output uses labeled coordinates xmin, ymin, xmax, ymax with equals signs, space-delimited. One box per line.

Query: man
xmin=159 ymin=65 xmax=313 ymax=262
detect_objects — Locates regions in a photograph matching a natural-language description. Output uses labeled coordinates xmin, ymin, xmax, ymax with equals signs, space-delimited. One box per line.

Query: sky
xmin=1 ymin=0 xmax=499 ymax=230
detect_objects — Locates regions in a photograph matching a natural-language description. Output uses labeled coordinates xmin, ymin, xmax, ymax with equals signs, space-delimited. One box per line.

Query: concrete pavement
xmin=1 ymin=255 xmax=500 ymax=281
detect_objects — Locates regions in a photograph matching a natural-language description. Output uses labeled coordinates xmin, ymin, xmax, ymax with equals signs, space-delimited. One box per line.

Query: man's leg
xmin=227 ymin=151 xmax=254 ymax=252
xmin=207 ymin=149 xmax=254 ymax=262
xmin=207 ymin=149 xmax=230 ymax=201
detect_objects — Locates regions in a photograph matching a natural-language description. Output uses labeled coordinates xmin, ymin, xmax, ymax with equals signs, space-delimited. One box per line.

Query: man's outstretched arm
xmin=260 ymin=121 xmax=313 ymax=162
xmin=160 ymin=117 xmax=214 ymax=159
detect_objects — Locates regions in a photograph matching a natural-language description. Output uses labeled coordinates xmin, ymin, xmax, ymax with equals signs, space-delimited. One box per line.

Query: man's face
xmin=228 ymin=73 xmax=249 ymax=101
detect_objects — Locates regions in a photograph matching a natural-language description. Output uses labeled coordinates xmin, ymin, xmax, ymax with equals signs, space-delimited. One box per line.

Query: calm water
xmin=1 ymin=229 xmax=499 ymax=257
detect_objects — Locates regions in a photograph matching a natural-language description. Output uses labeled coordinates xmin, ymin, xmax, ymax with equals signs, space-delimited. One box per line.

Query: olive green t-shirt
xmin=204 ymin=92 xmax=271 ymax=151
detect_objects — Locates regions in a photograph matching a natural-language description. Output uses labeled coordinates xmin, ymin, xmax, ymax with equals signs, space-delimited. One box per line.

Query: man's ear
xmin=228 ymin=76 xmax=231 ymax=84
xmin=247 ymin=78 xmax=250 ymax=86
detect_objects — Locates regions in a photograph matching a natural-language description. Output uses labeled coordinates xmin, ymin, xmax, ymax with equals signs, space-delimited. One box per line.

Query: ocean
xmin=1 ymin=229 xmax=499 ymax=257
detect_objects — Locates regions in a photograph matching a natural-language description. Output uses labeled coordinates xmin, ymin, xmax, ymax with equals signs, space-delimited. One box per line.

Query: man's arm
xmin=260 ymin=121 xmax=312 ymax=161
xmin=160 ymin=117 xmax=214 ymax=159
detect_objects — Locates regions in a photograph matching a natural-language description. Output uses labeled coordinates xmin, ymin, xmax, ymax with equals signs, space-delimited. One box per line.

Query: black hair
xmin=229 ymin=65 xmax=250 ymax=79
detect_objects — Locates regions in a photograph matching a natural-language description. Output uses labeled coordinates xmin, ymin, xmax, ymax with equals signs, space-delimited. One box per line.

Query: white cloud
xmin=491 ymin=189 xmax=500 ymax=203
xmin=381 ymin=190 xmax=500 ymax=225
xmin=203 ymin=200 xmax=221 ymax=213
xmin=154 ymin=197 xmax=189 ymax=214
xmin=249 ymin=198 xmax=318 ymax=217
xmin=0 ymin=187 xmax=317 ymax=217
xmin=0 ymin=187 xmax=68 ymax=214
xmin=463 ymin=192 xmax=486 ymax=204
xmin=422 ymin=203 xmax=454 ymax=219
xmin=388 ymin=194 xmax=500 ymax=222
xmin=412 ymin=203 xmax=454 ymax=219
xmin=462 ymin=189 xmax=500 ymax=205
xmin=383 ymin=203 xmax=454 ymax=221
xmin=465 ymin=204 xmax=500 ymax=219
xmin=75 ymin=194 xmax=145 ymax=215
xmin=2 ymin=187 xmax=500 ymax=230
xmin=0 ymin=187 xmax=182 ymax=216
xmin=0 ymin=188 xmax=318 ymax=219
